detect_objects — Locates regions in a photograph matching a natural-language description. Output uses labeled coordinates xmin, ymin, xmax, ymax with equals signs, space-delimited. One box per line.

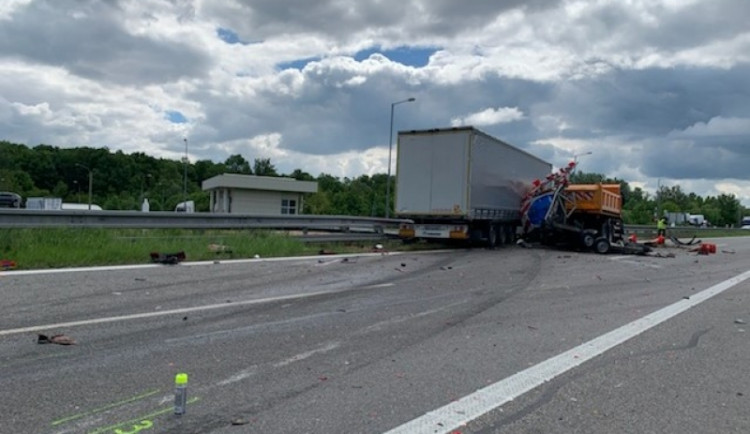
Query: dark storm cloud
xmin=0 ymin=0 xmax=210 ymax=85
xmin=203 ymin=0 xmax=560 ymax=43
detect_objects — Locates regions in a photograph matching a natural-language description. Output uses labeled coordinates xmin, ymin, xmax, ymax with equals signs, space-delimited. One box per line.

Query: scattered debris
xmin=37 ymin=334 xmax=77 ymax=345
xmin=208 ymin=243 xmax=232 ymax=254
xmin=1 ymin=259 xmax=17 ymax=270
xmin=735 ymin=319 xmax=747 ymax=325
xmin=318 ymin=249 xmax=336 ymax=255
xmin=646 ymin=251 xmax=676 ymax=258
xmin=341 ymin=257 xmax=358 ymax=264
xmin=440 ymin=266 xmax=453 ymax=270
xmin=688 ymin=243 xmax=717 ymax=255
xmin=373 ymin=244 xmax=384 ymax=250
xmin=253 ymin=254 xmax=260 ymax=259
xmin=669 ymin=235 xmax=701 ymax=246
xmin=231 ymin=418 xmax=249 ymax=426
xmin=722 ymin=249 xmax=736 ymax=254
xmin=150 ymin=251 xmax=185 ymax=265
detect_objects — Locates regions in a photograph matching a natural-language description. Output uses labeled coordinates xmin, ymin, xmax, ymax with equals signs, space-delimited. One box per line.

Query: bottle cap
xmin=175 ymin=373 xmax=188 ymax=385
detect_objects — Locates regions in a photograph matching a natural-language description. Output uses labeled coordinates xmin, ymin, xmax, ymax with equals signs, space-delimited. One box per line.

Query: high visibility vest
xmin=657 ymin=219 xmax=666 ymax=230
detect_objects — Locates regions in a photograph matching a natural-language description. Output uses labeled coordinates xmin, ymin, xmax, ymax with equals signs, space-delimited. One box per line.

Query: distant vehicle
xmin=175 ymin=200 xmax=195 ymax=213
xmin=25 ymin=197 xmax=63 ymax=210
xmin=688 ymin=214 xmax=705 ymax=226
xmin=742 ymin=225 xmax=750 ymax=230
xmin=61 ymin=203 xmax=103 ymax=211
xmin=742 ymin=216 xmax=750 ymax=227
xmin=0 ymin=191 xmax=22 ymax=208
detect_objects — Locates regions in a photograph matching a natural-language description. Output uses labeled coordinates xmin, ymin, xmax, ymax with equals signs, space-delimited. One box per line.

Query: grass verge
xmin=0 ymin=228 xmax=415 ymax=270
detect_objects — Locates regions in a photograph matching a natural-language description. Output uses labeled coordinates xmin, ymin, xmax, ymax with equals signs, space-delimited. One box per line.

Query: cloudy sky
xmin=1 ymin=0 xmax=749 ymax=203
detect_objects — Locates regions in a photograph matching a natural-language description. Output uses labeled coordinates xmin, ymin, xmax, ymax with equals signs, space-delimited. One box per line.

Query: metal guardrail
xmin=0 ymin=209 xmax=410 ymax=232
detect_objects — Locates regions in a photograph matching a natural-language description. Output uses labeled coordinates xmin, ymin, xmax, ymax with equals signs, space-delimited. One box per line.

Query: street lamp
xmin=75 ymin=163 xmax=93 ymax=210
xmin=182 ymin=138 xmax=189 ymax=207
xmin=572 ymin=151 xmax=592 ymax=175
xmin=385 ymin=97 xmax=416 ymax=219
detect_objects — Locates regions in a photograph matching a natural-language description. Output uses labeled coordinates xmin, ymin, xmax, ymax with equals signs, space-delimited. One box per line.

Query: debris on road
xmin=230 ymin=418 xmax=249 ymax=426
xmin=318 ymin=249 xmax=336 ymax=255
xmin=1 ymin=259 xmax=17 ymax=270
xmin=37 ymin=334 xmax=77 ymax=345
xmin=208 ymin=243 xmax=232 ymax=254
xmin=150 ymin=251 xmax=186 ymax=264
xmin=669 ymin=235 xmax=701 ymax=246
xmin=735 ymin=319 xmax=747 ymax=325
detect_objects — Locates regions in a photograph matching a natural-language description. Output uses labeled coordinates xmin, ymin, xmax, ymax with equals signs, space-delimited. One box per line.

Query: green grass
xmin=0 ymin=228 xmax=411 ymax=270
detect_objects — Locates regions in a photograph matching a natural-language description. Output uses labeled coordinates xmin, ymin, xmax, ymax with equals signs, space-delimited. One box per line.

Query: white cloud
xmin=451 ymin=107 xmax=525 ymax=127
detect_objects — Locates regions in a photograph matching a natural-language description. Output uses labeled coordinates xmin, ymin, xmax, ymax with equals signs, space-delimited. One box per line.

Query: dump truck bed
xmin=565 ymin=184 xmax=622 ymax=217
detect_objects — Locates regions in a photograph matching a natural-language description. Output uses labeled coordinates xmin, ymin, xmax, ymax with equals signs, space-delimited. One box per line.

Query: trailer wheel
xmin=505 ymin=224 xmax=516 ymax=244
xmin=594 ymin=237 xmax=610 ymax=254
xmin=488 ymin=225 xmax=498 ymax=249
xmin=581 ymin=232 xmax=595 ymax=249
xmin=498 ymin=225 xmax=507 ymax=246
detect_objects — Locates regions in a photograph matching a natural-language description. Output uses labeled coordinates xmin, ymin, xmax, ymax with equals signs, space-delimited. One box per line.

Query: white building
xmin=202 ymin=174 xmax=318 ymax=215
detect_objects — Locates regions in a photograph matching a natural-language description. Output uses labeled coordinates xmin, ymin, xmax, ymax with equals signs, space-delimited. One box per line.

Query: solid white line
xmin=384 ymin=268 xmax=750 ymax=434
xmin=0 ymin=291 xmax=333 ymax=337
xmin=0 ymin=251 xmax=408 ymax=277
xmin=273 ymin=341 xmax=341 ymax=367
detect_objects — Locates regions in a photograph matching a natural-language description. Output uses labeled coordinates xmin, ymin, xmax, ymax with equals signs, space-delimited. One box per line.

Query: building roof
xmin=202 ymin=174 xmax=318 ymax=193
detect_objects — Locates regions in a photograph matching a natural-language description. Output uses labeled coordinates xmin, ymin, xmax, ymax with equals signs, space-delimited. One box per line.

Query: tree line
xmin=0 ymin=140 xmax=745 ymax=225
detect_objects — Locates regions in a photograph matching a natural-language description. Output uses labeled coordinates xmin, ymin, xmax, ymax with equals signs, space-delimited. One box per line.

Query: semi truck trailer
xmin=395 ymin=127 xmax=552 ymax=247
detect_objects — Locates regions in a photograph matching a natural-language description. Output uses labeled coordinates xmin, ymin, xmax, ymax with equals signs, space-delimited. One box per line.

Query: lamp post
xmin=572 ymin=151 xmax=592 ymax=175
xmin=182 ymin=138 xmax=188 ymax=208
xmin=385 ymin=97 xmax=416 ymax=219
xmin=73 ymin=180 xmax=80 ymax=203
xmin=75 ymin=163 xmax=93 ymax=210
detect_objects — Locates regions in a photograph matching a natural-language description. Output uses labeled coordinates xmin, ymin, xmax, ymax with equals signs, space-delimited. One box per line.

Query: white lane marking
xmin=217 ymin=366 xmax=258 ymax=386
xmin=366 ymin=283 xmax=395 ymax=289
xmin=273 ymin=341 xmax=341 ymax=368
xmin=0 ymin=291 xmax=334 ymax=337
xmin=384 ymin=268 xmax=750 ymax=434
xmin=0 ymin=251 xmax=412 ymax=277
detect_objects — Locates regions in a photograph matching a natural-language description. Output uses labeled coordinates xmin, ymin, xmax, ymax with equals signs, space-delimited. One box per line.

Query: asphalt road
xmin=1 ymin=238 xmax=748 ymax=434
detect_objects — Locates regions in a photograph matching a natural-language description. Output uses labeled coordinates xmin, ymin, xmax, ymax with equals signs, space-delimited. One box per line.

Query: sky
xmin=1 ymin=0 xmax=749 ymax=204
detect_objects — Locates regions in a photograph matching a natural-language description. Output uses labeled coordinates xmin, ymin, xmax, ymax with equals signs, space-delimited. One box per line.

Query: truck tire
xmin=594 ymin=237 xmax=610 ymax=254
xmin=498 ymin=225 xmax=507 ymax=246
xmin=505 ymin=225 xmax=515 ymax=244
xmin=488 ymin=225 xmax=498 ymax=249
xmin=581 ymin=232 xmax=595 ymax=249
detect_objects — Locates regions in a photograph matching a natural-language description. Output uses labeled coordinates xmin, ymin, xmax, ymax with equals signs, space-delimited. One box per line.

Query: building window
xmin=281 ymin=199 xmax=297 ymax=215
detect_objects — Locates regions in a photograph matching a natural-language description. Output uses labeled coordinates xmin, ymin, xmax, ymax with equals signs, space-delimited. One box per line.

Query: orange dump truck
xmin=525 ymin=181 xmax=625 ymax=253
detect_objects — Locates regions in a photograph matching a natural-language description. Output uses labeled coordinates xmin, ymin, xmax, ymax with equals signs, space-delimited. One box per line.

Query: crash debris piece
xmin=1 ymin=259 xmax=17 ymax=270
xmin=37 ymin=334 xmax=77 ymax=345
xmin=149 ymin=251 xmax=186 ymax=264
xmin=208 ymin=243 xmax=232 ymax=254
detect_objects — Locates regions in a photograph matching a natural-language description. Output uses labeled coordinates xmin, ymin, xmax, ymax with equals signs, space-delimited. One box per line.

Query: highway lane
xmin=0 ymin=238 xmax=748 ymax=433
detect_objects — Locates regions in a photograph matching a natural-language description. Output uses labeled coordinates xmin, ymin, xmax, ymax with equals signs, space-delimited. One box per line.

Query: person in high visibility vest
xmin=657 ymin=217 xmax=667 ymax=237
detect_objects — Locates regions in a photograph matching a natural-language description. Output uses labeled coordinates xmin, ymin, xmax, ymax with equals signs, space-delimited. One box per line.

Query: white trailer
xmin=395 ymin=127 xmax=552 ymax=247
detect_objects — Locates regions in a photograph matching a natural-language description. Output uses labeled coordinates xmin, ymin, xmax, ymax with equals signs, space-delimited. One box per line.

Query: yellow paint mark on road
xmin=51 ymin=389 xmax=161 ymax=426
xmin=88 ymin=397 xmax=200 ymax=434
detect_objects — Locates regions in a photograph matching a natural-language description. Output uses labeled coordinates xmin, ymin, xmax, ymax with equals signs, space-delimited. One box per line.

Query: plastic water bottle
xmin=174 ymin=373 xmax=188 ymax=415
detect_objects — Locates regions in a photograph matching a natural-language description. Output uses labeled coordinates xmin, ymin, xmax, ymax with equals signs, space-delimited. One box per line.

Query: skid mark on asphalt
xmin=609 ymin=255 xmax=662 ymax=269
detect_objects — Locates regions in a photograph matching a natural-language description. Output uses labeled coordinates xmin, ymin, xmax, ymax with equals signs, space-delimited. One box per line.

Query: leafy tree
xmin=224 ymin=154 xmax=252 ymax=174
xmin=253 ymin=158 xmax=277 ymax=176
